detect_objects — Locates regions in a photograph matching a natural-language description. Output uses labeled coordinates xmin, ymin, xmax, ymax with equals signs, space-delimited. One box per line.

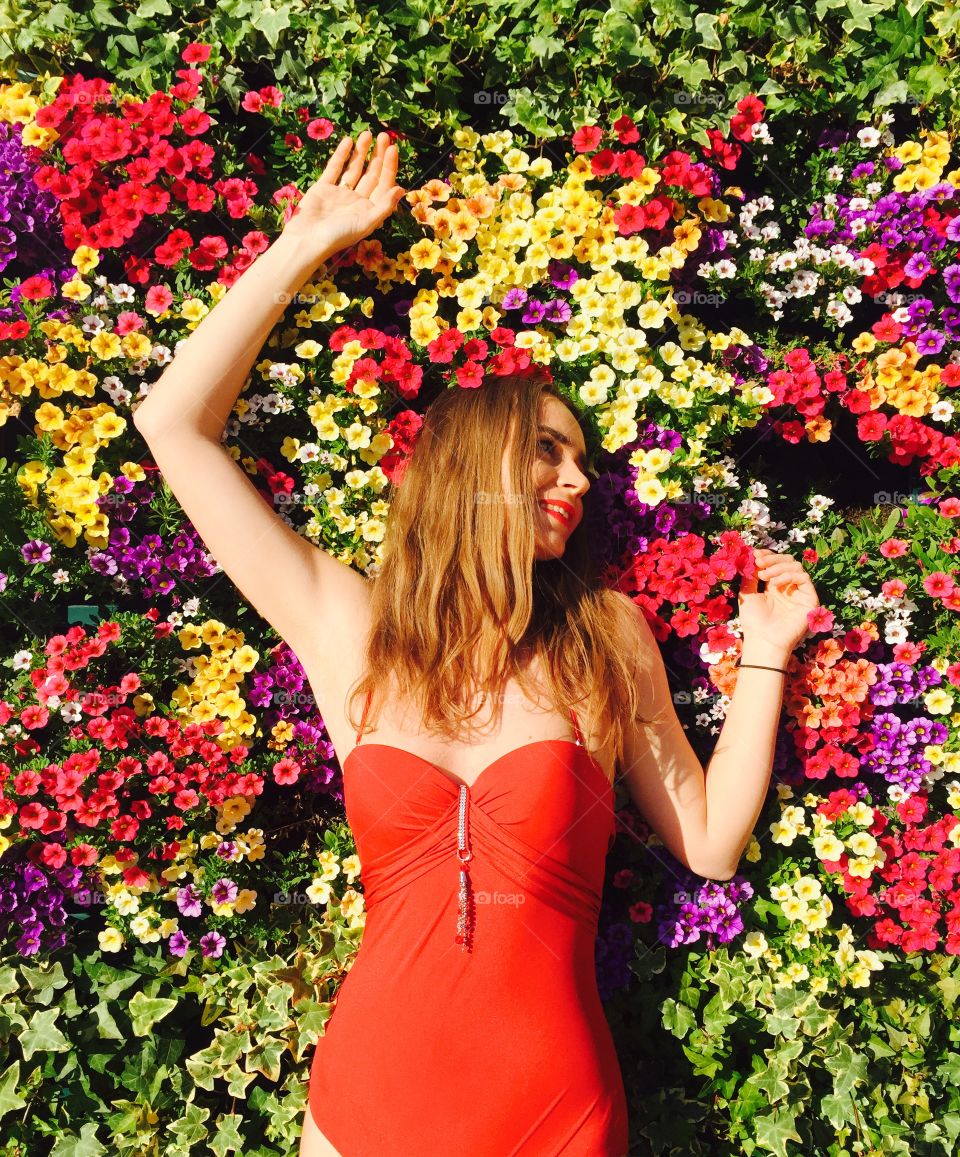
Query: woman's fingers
xmin=339 ymin=130 xmax=373 ymax=186
xmin=321 ymin=135 xmax=356 ymax=184
xmin=355 ymin=133 xmax=391 ymax=197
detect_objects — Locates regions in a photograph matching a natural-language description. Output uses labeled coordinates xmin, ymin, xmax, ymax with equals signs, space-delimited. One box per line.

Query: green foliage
xmin=0 ymin=915 xmax=352 ymax=1155
xmin=1 ymin=0 xmax=959 ymax=143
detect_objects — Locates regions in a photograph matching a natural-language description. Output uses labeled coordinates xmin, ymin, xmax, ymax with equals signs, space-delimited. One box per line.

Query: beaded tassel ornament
xmin=455 ymin=783 xmax=475 ymax=952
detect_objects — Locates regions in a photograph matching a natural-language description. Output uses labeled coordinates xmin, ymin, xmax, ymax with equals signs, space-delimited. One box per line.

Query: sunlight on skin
xmin=501 ymin=395 xmax=593 ymax=562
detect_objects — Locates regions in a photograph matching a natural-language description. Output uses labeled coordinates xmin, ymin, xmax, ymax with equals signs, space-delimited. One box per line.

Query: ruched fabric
xmin=308 ymin=689 xmax=629 ymax=1156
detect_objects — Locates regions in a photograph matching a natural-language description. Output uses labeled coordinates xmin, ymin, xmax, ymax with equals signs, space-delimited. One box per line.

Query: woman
xmin=134 ymin=131 xmax=819 ymax=1156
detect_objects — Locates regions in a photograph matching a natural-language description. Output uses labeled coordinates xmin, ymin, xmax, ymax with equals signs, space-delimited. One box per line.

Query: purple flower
xmin=903 ymin=252 xmax=934 ymax=280
xmin=21 ymin=539 xmax=52 ymax=564
xmin=542 ymin=299 xmax=572 ymax=325
xmin=547 ymin=261 xmax=579 ymax=291
xmin=175 ymin=884 xmax=202 ymax=918
xmin=942 ymin=264 xmax=960 ymax=305
xmin=501 ymin=288 xmax=528 ymax=310
xmin=521 ymin=299 xmax=547 ymax=324
xmin=915 ymin=329 xmax=945 ymax=357
xmin=210 ymin=878 xmax=238 ymax=905
xmin=200 ymin=931 xmax=226 ymax=958
xmin=169 ymin=930 xmax=191 ymax=957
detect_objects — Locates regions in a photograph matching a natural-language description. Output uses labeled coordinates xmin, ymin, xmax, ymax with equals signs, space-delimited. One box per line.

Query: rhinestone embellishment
xmin=455 ymin=783 xmax=475 ymax=952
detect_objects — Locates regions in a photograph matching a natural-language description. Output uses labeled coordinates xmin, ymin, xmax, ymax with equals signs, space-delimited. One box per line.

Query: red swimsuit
xmin=308 ymin=688 xmax=629 ymax=1155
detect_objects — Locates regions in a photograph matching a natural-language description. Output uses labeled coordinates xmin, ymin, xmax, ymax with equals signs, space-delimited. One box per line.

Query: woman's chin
xmin=534 ymin=538 xmax=566 ymax=561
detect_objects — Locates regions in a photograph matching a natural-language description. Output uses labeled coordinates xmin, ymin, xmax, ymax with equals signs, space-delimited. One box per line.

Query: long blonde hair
xmin=346 ymin=369 xmax=662 ymax=782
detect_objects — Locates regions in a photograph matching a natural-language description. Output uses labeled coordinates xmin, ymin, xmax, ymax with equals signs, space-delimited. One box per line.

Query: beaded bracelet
xmin=736 ymin=662 xmax=788 ymax=674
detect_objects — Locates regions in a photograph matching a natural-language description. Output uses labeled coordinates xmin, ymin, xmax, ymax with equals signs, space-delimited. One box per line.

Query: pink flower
xmin=273 ymin=757 xmax=301 ymax=786
xmin=923 ymin=571 xmax=956 ymax=597
xmin=806 ymin=606 xmax=835 ymax=633
xmin=629 ymin=901 xmax=653 ymax=923
xmin=182 ymin=43 xmax=211 ymax=64
xmin=882 ymin=578 xmax=907 ymax=598
xmin=940 ymin=497 xmax=960 ymax=518
xmin=879 ymin=538 xmax=909 ymax=558
xmin=307 ymin=118 xmax=335 ymax=140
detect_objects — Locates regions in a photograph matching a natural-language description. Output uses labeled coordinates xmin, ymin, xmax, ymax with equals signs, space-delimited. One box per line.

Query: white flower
xmin=12 ymin=650 xmax=33 ymax=671
xmin=857 ymin=127 xmax=881 ymax=148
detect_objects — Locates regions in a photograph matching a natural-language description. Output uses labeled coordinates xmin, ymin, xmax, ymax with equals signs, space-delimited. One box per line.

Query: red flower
xmin=571 ymin=124 xmax=602 ymax=153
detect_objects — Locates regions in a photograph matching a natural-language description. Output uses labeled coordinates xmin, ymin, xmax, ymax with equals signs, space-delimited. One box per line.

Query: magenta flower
xmin=200 ymin=931 xmax=226 ymax=958
xmin=21 ymin=540 xmax=52 ymax=564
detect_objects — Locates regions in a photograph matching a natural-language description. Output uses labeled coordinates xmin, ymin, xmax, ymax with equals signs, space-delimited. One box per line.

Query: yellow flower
xmin=925 ymin=688 xmax=955 ymax=715
xmin=317 ymin=850 xmax=342 ymax=882
xmin=846 ymin=961 xmax=872 ymax=988
xmin=742 ymin=930 xmax=767 ymax=957
xmin=846 ymin=856 xmax=875 ymax=879
xmin=98 ymin=926 xmax=125 ymax=952
xmin=846 ymin=832 xmax=877 ymax=858
xmin=794 ymin=876 xmax=822 ymax=902
xmin=338 ymin=887 xmax=365 ymax=920
xmin=848 ymin=802 xmax=875 ymax=827
xmin=635 ymin=477 xmax=666 ymax=506
xmin=769 ymin=819 xmax=799 ymax=846
xmin=781 ymin=895 xmax=809 ymax=922
xmin=308 ymin=878 xmax=333 ymax=905
xmin=294 ymin=339 xmax=323 ymax=358
xmin=813 ymin=832 xmax=845 ymax=861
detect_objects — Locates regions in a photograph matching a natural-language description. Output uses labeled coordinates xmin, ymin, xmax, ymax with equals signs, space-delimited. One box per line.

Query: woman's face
xmin=501 ymin=395 xmax=592 ymax=561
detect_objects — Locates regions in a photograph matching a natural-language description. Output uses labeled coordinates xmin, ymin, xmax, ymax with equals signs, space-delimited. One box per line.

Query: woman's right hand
xmin=281 ymin=130 xmax=407 ymax=257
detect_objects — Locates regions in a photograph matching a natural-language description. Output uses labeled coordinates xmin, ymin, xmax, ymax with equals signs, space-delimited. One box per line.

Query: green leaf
xmin=825 ymin=1042 xmax=868 ymax=1098
xmin=662 ymin=997 xmax=697 ymax=1039
xmin=879 ymin=507 xmax=901 ymax=538
xmin=694 ymin=13 xmax=722 ymax=50
xmin=210 ymin=1112 xmax=245 ymax=1157
xmin=744 ymin=1062 xmax=791 ymax=1105
xmin=49 ymin=1122 xmax=107 ymax=1157
xmin=19 ymin=960 xmax=68 ymax=1002
xmin=0 ymin=1061 xmax=26 ymax=1119
xmin=820 ymin=1092 xmax=854 ymax=1129
xmin=252 ymin=6 xmax=292 ymax=50
xmin=19 ymin=1007 xmax=70 ymax=1060
xmin=128 ymin=991 xmax=178 ymax=1036
xmin=528 ymin=33 xmax=562 ymax=60
xmin=753 ymin=1106 xmax=803 ymax=1156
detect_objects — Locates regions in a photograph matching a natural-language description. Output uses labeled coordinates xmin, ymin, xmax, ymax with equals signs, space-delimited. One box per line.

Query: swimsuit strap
xmin=356 ymin=688 xmax=373 ymax=745
xmin=569 ymin=706 xmax=585 ymax=748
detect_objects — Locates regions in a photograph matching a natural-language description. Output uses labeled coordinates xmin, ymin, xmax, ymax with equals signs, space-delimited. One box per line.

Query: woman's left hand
xmin=737 ymin=546 xmax=821 ymax=654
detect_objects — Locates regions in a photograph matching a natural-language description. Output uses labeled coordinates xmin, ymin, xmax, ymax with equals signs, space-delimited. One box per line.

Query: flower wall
xmin=0 ymin=19 xmax=959 ymax=1157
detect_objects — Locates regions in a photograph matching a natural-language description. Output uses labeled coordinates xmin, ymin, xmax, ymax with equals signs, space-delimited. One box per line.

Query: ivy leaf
xmin=694 ymin=13 xmax=722 ymax=50
xmin=820 ymin=1093 xmax=854 ymax=1129
xmin=252 ymin=6 xmax=292 ymax=50
xmin=744 ymin=1061 xmax=791 ymax=1105
xmin=48 ymin=1122 xmax=107 ymax=1157
xmin=825 ymin=1042 xmax=868 ymax=1098
xmin=528 ymin=33 xmax=562 ymax=60
xmin=19 ymin=1007 xmax=70 ymax=1060
xmin=753 ymin=1106 xmax=803 ymax=1156
xmin=210 ymin=1112 xmax=244 ymax=1157
xmin=128 ymin=991 xmax=178 ymax=1036
xmin=661 ymin=997 xmax=697 ymax=1039
xmin=0 ymin=1061 xmax=26 ymax=1119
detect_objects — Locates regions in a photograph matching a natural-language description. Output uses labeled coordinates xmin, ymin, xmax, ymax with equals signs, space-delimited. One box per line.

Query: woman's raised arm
xmin=132 ymin=132 xmax=406 ymax=663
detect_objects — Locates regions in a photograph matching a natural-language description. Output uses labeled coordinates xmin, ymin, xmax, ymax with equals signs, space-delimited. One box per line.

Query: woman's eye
xmin=538 ymin=438 xmax=556 ymax=454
